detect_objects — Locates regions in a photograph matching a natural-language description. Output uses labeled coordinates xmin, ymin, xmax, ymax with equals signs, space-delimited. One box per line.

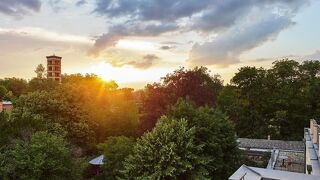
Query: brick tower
xmin=47 ymin=55 xmax=62 ymax=82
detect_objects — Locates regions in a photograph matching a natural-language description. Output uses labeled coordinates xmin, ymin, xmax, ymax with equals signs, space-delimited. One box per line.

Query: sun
xmin=76 ymin=62 xmax=175 ymax=86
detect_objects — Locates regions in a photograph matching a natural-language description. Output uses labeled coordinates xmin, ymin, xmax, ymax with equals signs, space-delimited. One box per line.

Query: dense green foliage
xmin=98 ymin=136 xmax=135 ymax=179
xmin=0 ymin=85 xmax=7 ymax=100
xmin=123 ymin=117 xmax=208 ymax=179
xmin=0 ymin=131 xmax=76 ymax=180
xmin=139 ymin=67 xmax=223 ymax=133
xmin=218 ymin=59 xmax=320 ymax=140
xmin=168 ymin=99 xmax=241 ymax=179
xmin=1 ymin=60 xmax=319 ymax=179
xmin=0 ymin=72 xmax=140 ymax=178
xmin=0 ymin=78 xmax=28 ymax=99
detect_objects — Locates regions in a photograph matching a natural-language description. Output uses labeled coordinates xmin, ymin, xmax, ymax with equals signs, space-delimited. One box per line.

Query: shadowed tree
xmin=139 ymin=67 xmax=223 ymax=134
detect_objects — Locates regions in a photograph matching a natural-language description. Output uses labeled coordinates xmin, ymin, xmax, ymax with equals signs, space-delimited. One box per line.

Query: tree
xmin=139 ymin=67 xmax=223 ymax=133
xmin=11 ymin=74 xmax=139 ymax=155
xmin=97 ymin=136 xmax=135 ymax=179
xmin=168 ymin=98 xmax=241 ymax=179
xmin=0 ymin=112 xmax=10 ymax=146
xmin=27 ymin=78 xmax=59 ymax=92
xmin=219 ymin=59 xmax=319 ymax=140
xmin=123 ymin=117 xmax=208 ymax=179
xmin=10 ymin=91 xmax=95 ymax=154
xmin=0 ymin=78 xmax=28 ymax=98
xmin=0 ymin=131 xmax=76 ymax=180
xmin=35 ymin=64 xmax=46 ymax=79
xmin=0 ymin=85 xmax=7 ymax=100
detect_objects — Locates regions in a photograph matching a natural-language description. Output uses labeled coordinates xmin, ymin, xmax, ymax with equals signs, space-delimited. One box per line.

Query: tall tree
xmin=139 ymin=67 xmax=223 ymax=133
xmin=0 ymin=85 xmax=7 ymax=100
xmin=123 ymin=117 xmax=208 ymax=179
xmin=35 ymin=64 xmax=46 ymax=79
xmin=219 ymin=59 xmax=319 ymax=140
xmin=168 ymin=98 xmax=241 ymax=179
xmin=0 ymin=78 xmax=28 ymax=98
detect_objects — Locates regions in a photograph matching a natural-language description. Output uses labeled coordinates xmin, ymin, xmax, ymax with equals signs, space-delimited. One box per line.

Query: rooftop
xmin=238 ymin=138 xmax=304 ymax=151
xmin=305 ymin=121 xmax=320 ymax=176
xmin=1 ymin=101 xmax=12 ymax=105
xmin=229 ymin=165 xmax=320 ymax=180
xmin=89 ymin=155 xmax=104 ymax=165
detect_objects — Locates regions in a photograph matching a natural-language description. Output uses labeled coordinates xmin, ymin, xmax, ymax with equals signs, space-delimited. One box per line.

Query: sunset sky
xmin=1 ymin=0 xmax=320 ymax=89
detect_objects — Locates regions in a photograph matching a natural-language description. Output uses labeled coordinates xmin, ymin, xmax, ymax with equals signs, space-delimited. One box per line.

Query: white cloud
xmin=90 ymin=0 xmax=311 ymax=67
xmin=0 ymin=27 xmax=93 ymax=44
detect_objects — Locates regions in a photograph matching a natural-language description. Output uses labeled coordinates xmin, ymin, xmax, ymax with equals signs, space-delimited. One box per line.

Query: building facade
xmin=47 ymin=55 xmax=62 ymax=82
xmin=0 ymin=101 xmax=13 ymax=112
xmin=230 ymin=119 xmax=320 ymax=179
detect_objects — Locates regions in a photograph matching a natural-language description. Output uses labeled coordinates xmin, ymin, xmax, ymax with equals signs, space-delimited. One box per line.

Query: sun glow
xmin=76 ymin=62 xmax=175 ymax=87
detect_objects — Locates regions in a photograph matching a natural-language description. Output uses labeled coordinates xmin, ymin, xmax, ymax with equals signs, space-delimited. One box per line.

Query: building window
xmin=48 ymin=72 xmax=52 ymax=76
xmin=55 ymin=78 xmax=60 ymax=81
xmin=48 ymin=66 xmax=52 ymax=71
xmin=48 ymin=60 xmax=52 ymax=65
xmin=55 ymin=67 xmax=60 ymax=71
xmin=55 ymin=73 xmax=60 ymax=77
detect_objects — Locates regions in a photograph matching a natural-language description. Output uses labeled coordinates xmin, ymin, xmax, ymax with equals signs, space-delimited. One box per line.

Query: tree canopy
xmin=123 ymin=117 xmax=208 ymax=179
xmin=218 ymin=59 xmax=320 ymax=140
xmin=138 ymin=67 xmax=223 ymax=134
xmin=98 ymin=136 xmax=135 ymax=179
xmin=0 ymin=131 xmax=76 ymax=180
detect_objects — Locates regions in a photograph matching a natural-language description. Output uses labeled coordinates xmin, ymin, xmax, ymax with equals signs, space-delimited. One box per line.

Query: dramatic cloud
xmin=189 ymin=14 xmax=294 ymax=67
xmin=127 ymin=54 xmax=161 ymax=69
xmin=48 ymin=0 xmax=62 ymax=12
xmin=161 ymin=41 xmax=182 ymax=45
xmin=282 ymin=50 xmax=320 ymax=61
xmin=76 ymin=0 xmax=87 ymax=6
xmin=249 ymin=50 xmax=320 ymax=64
xmin=91 ymin=0 xmax=310 ymax=66
xmin=0 ymin=0 xmax=41 ymax=18
xmin=160 ymin=45 xmax=175 ymax=50
xmin=88 ymin=23 xmax=177 ymax=56
xmin=105 ymin=50 xmax=161 ymax=69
